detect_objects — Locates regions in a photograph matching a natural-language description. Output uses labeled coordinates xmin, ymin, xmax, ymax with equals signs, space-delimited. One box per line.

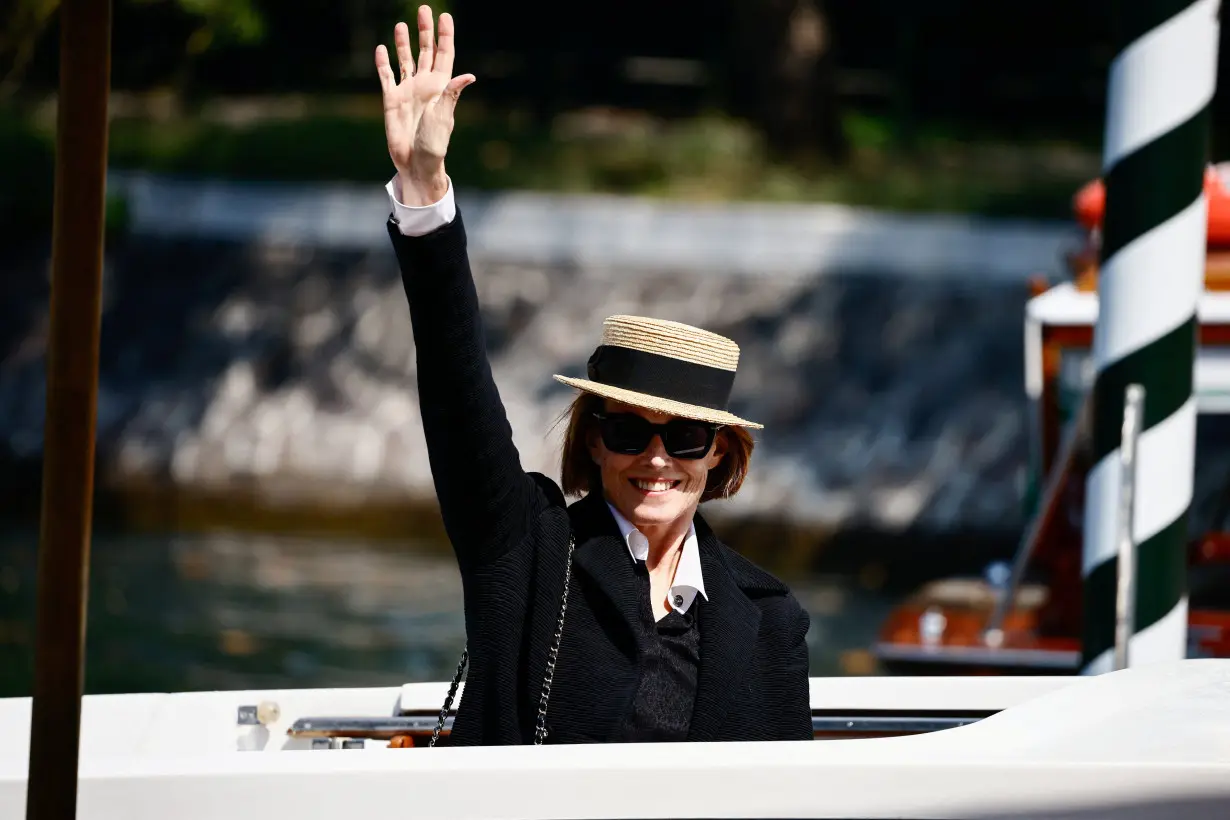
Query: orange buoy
xmin=1075 ymin=163 xmax=1230 ymax=247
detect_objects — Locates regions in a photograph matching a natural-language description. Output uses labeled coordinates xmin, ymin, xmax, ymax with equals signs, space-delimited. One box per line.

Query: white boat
xmin=13 ymin=6 xmax=1230 ymax=820
xmin=2 ymin=660 xmax=1229 ymax=819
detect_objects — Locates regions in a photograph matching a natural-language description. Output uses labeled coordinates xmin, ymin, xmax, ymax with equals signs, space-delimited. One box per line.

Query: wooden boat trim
xmin=873 ymin=643 xmax=1081 ymax=669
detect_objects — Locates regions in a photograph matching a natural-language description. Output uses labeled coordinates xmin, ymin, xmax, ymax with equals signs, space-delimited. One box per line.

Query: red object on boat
xmin=1074 ymin=163 xmax=1230 ymax=247
xmin=870 ymin=253 xmax=1230 ymax=676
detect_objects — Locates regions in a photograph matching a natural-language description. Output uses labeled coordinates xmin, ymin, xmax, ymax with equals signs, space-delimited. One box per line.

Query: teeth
xmin=633 ymin=479 xmax=674 ymax=492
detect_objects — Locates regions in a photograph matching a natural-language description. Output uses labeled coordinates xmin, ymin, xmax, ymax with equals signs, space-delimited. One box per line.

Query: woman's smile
xmin=629 ymin=477 xmax=681 ymax=495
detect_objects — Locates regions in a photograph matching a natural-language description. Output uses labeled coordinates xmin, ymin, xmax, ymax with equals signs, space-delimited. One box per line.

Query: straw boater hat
xmin=553 ymin=315 xmax=763 ymax=429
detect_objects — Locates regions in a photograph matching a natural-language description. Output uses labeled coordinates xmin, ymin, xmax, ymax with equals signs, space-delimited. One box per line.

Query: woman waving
xmin=379 ymin=5 xmax=812 ymax=745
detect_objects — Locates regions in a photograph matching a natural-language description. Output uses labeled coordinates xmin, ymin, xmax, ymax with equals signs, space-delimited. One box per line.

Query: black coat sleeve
xmin=387 ymin=211 xmax=551 ymax=569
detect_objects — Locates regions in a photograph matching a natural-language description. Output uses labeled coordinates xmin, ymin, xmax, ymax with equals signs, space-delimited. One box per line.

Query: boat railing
xmin=284 ymin=710 xmax=991 ymax=747
xmin=982 ymin=390 xmax=1092 ymax=647
xmin=983 ymin=383 xmax=1146 ymax=665
xmin=1113 ymin=384 xmax=1146 ymax=670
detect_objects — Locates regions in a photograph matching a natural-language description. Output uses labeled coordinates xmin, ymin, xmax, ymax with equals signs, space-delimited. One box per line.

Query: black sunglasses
xmin=592 ymin=412 xmax=721 ymax=459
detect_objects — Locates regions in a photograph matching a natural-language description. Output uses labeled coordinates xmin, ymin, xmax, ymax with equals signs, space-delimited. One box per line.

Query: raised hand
xmin=375 ymin=6 xmax=475 ymax=205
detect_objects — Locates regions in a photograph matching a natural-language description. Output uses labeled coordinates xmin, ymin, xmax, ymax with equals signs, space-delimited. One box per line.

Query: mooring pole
xmin=25 ymin=0 xmax=112 ymax=817
xmin=1081 ymin=0 xmax=1219 ymax=674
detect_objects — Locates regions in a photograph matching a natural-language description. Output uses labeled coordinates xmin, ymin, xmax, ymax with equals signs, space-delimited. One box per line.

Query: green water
xmin=0 ymin=528 xmax=896 ymax=698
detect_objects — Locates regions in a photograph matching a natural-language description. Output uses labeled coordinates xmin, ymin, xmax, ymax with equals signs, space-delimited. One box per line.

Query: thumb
xmin=437 ymin=74 xmax=475 ymax=117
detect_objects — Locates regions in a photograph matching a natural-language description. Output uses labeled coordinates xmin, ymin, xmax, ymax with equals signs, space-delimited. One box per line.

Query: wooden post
xmin=25 ymin=0 xmax=112 ymax=817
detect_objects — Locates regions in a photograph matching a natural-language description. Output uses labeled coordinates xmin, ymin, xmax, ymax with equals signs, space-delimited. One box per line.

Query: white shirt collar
xmin=605 ymin=502 xmax=707 ymax=615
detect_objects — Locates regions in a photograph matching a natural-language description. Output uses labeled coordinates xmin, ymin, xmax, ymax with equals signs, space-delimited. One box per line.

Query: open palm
xmin=375 ymin=6 xmax=474 ymax=194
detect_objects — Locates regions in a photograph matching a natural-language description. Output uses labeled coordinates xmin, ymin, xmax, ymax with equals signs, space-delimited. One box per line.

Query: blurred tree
xmin=0 ymin=0 xmax=58 ymax=97
xmin=0 ymin=113 xmax=54 ymax=247
xmin=0 ymin=0 xmax=265 ymax=97
xmin=153 ymin=0 xmax=265 ymax=56
xmin=131 ymin=0 xmax=265 ymax=94
xmin=727 ymin=0 xmax=847 ymax=163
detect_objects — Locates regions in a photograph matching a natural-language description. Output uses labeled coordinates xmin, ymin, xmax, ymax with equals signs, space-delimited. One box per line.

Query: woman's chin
xmin=626 ymin=497 xmax=690 ymax=527
xmin=631 ymin=505 xmax=672 ymax=523
xmin=607 ymin=484 xmax=697 ymax=529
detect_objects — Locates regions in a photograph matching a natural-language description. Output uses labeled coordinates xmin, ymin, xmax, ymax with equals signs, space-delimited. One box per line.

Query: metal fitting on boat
xmin=919 ymin=607 xmax=947 ymax=646
xmin=256 ymin=700 xmax=281 ymax=726
xmin=236 ymin=700 xmax=281 ymax=726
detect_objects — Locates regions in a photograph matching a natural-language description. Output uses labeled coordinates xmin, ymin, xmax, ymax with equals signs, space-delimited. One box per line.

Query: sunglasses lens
xmin=600 ymin=414 xmax=654 ymax=454
xmin=597 ymin=413 xmax=717 ymax=459
xmin=664 ymin=421 xmax=715 ymax=459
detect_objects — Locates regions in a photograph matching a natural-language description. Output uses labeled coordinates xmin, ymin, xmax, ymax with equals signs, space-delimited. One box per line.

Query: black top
xmin=387 ymin=211 xmax=813 ymax=745
xmin=613 ymin=562 xmax=701 ymax=742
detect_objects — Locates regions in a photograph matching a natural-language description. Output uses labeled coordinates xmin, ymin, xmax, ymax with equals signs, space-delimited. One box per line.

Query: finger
xmin=394 ymin=22 xmax=414 ymax=80
xmin=436 ymin=73 xmax=475 ymax=118
xmin=374 ymin=45 xmax=396 ymax=94
xmin=417 ymin=5 xmax=435 ymax=74
xmin=434 ymin=12 xmax=455 ymax=76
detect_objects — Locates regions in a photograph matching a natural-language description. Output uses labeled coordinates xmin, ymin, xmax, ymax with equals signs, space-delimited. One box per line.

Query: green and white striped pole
xmin=1082 ymin=0 xmax=1220 ymax=674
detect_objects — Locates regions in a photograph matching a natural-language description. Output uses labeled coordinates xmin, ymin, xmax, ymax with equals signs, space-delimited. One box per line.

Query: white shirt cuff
xmin=386 ymin=174 xmax=456 ymax=236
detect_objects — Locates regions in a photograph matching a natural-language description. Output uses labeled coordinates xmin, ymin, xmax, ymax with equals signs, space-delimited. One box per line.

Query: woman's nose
xmin=645 ymin=434 xmax=669 ymax=466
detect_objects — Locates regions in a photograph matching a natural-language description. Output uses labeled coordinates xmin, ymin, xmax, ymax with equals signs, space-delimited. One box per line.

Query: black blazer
xmin=389 ymin=210 xmax=813 ymax=745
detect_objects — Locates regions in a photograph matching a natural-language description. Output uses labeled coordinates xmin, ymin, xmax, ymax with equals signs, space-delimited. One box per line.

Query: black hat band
xmin=586 ymin=345 xmax=735 ymax=410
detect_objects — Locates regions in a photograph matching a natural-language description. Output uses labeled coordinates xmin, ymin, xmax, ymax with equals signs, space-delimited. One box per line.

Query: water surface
xmin=0 ymin=528 xmax=895 ymax=698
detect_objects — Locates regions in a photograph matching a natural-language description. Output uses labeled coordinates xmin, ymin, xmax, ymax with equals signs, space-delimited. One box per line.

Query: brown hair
xmin=556 ymin=393 xmax=754 ymax=501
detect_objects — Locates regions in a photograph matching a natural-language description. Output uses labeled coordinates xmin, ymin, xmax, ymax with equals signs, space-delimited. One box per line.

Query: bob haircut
xmin=558 ymin=392 xmax=754 ymax=501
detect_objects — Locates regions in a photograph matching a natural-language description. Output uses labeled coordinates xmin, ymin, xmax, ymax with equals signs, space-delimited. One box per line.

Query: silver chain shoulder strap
xmin=430 ymin=533 xmax=577 ymax=747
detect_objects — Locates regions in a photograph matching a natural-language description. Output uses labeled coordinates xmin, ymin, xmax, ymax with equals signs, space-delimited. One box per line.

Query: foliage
xmin=0 ymin=112 xmax=54 ymax=246
xmin=0 ymin=0 xmax=58 ymax=95
xmin=0 ymin=0 xmax=266 ymax=95
xmin=0 ymin=107 xmax=136 ymax=246
xmin=134 ymin=0 xmax=265 ymax=54
xmin=90 ymin=103 xmax=1097 ymax=219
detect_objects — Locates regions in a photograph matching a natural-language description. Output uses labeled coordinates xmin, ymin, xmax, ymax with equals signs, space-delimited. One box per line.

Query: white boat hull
xmin=1 ymin=661 xmax=1228 ymax=819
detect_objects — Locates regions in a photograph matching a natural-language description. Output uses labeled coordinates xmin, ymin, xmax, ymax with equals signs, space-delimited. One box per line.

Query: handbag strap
xmin=430 ymin=533 xmax=577 ymax=747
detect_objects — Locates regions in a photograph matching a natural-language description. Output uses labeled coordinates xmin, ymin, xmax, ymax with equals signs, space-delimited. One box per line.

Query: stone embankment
xmin=22 ymin=173 xmax=1219 ymax=554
